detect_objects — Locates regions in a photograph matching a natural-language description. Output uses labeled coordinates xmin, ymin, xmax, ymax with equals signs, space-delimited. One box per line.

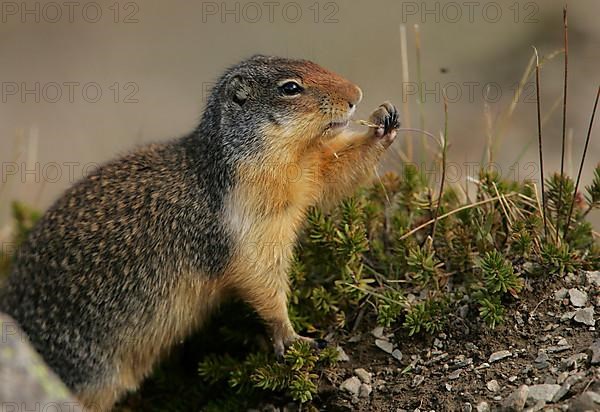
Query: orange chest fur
xmin=224 ymin=155 xmax=322 ymax=273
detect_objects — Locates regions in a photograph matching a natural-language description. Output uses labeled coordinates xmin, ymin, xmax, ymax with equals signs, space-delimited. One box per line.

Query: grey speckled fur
xmin=0 ymin=133 xmax=232 ymax=389
xmin=0 ymin=55 xmax=303 ymax=391
xmin=0 ymin=55 xmax=382 ymax=407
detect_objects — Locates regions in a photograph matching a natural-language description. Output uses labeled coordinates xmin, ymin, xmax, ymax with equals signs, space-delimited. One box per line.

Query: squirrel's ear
xmin=226 ymin=75 xmax=251 ymax=107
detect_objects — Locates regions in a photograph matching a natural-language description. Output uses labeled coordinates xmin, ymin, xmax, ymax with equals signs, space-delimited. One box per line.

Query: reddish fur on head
xmin=261 ymin=59 xmax=363 ymax=151
xmin=211 ymin=56 xmax=363 ymax=164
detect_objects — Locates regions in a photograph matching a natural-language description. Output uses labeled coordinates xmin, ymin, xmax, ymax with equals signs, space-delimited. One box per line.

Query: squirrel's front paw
xmin=369 ymin=102 xmax=400 ymax=148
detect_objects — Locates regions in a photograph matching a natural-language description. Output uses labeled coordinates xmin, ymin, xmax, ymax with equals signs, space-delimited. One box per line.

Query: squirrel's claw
xmin=273 ymin=334 xmax=322 ymax=358
xmin=369 ymin=102 xmax=400 ymax=148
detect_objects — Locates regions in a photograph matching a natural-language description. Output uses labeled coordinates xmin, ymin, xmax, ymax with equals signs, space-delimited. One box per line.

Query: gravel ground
xmin=256 ymin=271 xmax=600 ymax=412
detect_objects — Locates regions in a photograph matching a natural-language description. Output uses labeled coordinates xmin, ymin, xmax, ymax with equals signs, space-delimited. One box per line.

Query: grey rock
xmin=487 ymin=379 xmax=501 ymax=392
xmin=587 ymin=340 xmax=600 ymax=365
xmin=371 ymin=326 xmax=385 ymax=339
xmin=0 ymin=314 xmax=83 ymax=409
xmin=569 ymin=288 xmax=588 ymax=307
xmin=358 ymin=383 xmax=372 ymax=398
xmin=336 ymin=346 xmax=350 ymax=362
xmin=424 ymin=352 xmax=448 ymax=365
xmin=340 ymin=376 xmax=361 ymax=396
xmin=573 ymin=307 xmax=595 ymax=326
xmin=527 ymin=384 xmax=561 ymax=402
xmin=561 ymin=353 xmax=587 ymax=370
xmin=392 ymin=349 xmax=403 ymax=362
xmin=476 ymin=401 xmax=490 ymax=412
xmin=373 ymin=378 xmax=386 ymax=390
xmin=453 ymin=357 xmax=473 ymax=369
xmin=587 ymin=391 xmax=600 ymax=404
xmin=564 ymin=272 xmax=577 ymax=284
xmin=502 ymin=385 xmax=528 ymax=411
xmin=556 ymin=371 xmax=569 ymax=384
xmin=554 ymin=288 xmax=568 ymax=301
xmin=569 ymin=391 xmax=600 ymax=411
xmin=561 ymin=311 xmax=577 ymax=321
xmin=534 ymin=352 xmax=550 ymax=369
xmin=526 ymin=401 xmax=547 ymax=411
xmin=354 ymin=368 xmax=371 ymax=384
xmin=585 ymin=271 xmax=600 ymax=287
xmin=489 ymin=350 xmax=512 ymax=363
xmin=463 ymin=402 xmax=473 ymax=412
xmin=458 ymin=304 xmax=469 ymax=318
xmin=515 ymin=311 xmax=525 ymax=326
xmin=546 ymin=345 xmax=571 ymax=353
xmin=448 ymin=369 xmax=463 ymax=380
xmin=375 ymin=339 xmax=394 ymax=354
xmin=552 ymin=375 xmax=581 ymax=402
xmin=412 ymin=375 xmax=425 ymax=388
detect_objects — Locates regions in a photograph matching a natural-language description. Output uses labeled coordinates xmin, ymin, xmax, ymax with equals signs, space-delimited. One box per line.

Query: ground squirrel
xmin=0 ymin=55 xmax=399 ymax=410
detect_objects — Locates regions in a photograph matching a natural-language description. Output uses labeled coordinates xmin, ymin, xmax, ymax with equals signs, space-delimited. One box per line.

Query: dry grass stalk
xmin=533 ymin=47 xmax=549 ymax=239
xmin=565 ymin=85 xmax=600 ymax=238
xmin=556 ymin=5 xmax=569 ymax=239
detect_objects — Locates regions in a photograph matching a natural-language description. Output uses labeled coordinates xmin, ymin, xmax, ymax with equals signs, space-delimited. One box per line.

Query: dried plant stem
xmin=414 ymin=24 xmax=426 ymax=163
xmin=399 ymin=24 xmax=413 ymax=161
xmin=397 ymin=128 xmax=439 ymax=145
xmin=492 ymin=49 xmax=562 ymax=157
xmin=399 ymin=193 xmax=518 ymax=241
xmin=345 ymin=283 xmax=405 ymax=306
xmin=556 ymin=5 xmax=569 ymax=239
xmin=492 ymin=182 xmax=513 ymax=227
xmin=374 ymin=168 xmax=391 ymax=205
xmin=564 ymin=85 xmax=600 ymax=238
xmin=532 ymin=182 xmax=544 ymax=218
xmin=431 ymin=94 xmax=448 ymax=241
xmin=533 ymin=47 xmax=548 ymax=239
xmin=354 ymin=120 xmax=442 ymax=149
xmin=490 ymin=54 xmax=535 ymax=155
xmin=510 ymin=95 xmax=563 ymax=169
xmin=356 ymin=119 xmax=380 ymax=128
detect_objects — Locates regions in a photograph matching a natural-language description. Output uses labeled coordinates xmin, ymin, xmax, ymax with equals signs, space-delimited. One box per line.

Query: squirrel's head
xmin=202 ymin=55 xmax=362 ymax=160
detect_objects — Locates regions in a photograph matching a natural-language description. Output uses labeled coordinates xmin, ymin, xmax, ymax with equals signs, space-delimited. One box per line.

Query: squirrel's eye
xmin=279 ymin=81 xmax=303 ymax=96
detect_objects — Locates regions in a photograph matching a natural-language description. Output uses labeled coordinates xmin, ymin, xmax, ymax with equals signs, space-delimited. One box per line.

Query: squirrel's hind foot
xmin=273 ymin=333 xmax=326 ymax=358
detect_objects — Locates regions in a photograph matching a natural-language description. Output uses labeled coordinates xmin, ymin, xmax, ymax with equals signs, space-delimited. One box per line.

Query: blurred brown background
xmin=1 ymin=0 xmax=599 ymax=231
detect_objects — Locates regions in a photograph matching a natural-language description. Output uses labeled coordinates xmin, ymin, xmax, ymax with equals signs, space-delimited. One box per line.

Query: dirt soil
xmin=308 ymin=272 xmax=600 ymax=412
